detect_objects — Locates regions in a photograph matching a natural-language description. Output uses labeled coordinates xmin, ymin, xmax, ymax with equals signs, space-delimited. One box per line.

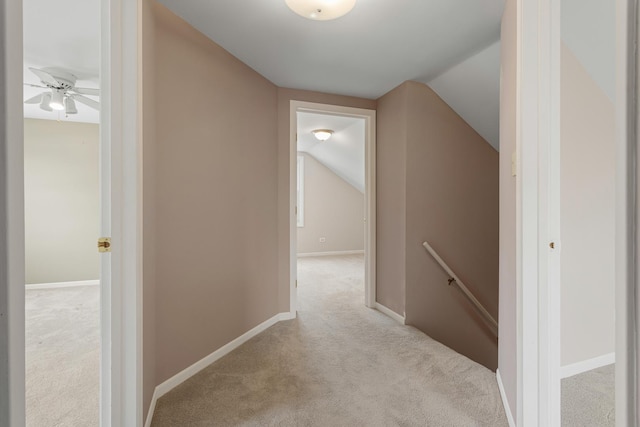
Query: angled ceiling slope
xmin=297 ymin=112 xmax=365 ymax=193
xmin=158 ymin=0 xmax=505 ymax=99
xmin=427 ymin=42 xmax=501 ymax=151
xmin=561 ymin=0 xmax=615 ymax=102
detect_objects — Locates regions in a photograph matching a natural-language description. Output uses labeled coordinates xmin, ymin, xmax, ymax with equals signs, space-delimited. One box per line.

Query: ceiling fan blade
xmin=29 ymin=67 xmax=61 ymax=87
xmin=72 ymin=87 xmax=99 ymax=96
xmin=23 ymin=83 xmax=48 ymax=89
xmin=24 ymin=93 xmax=44 ymax=104
xmin=73 ymin=94 xmax=100 ymax=110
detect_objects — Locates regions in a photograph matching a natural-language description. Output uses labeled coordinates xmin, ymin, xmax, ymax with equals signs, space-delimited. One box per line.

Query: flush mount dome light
xmin=285 ymin=0 xmax=357 ymax=21
xmin=312 ymin=129 xmax=334 ymax=141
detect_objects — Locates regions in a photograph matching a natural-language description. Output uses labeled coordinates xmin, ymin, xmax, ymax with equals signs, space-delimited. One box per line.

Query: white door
xmin=0 ymin=0 xmax=140 ymax=425
xmin=99 ymin=0 xmax=141 ymax=425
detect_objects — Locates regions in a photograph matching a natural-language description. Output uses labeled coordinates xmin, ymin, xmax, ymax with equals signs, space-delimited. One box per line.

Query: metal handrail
xmin=422 ymin=241 xmax=498 ymax=336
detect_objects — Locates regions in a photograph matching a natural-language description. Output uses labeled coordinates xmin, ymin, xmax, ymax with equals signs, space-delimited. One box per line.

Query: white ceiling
xmin=23 ymin=0 xmax=100 ymax=123
xmin=158 ymin=0 xmax=505 ymax=99
xmin=297 ymin=112 xmax=365 ymax=193
xmin=428 ymin=42 xmax=501 ymax=151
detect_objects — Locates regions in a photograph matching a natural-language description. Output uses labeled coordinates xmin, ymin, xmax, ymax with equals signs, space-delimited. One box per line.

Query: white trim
xmin=374 ymin=303 xmax=405 ymax=325
xmin=497 ymin=369 xmax=516 ymax=427
xmin=560 ymin=353 xmax=616 ymax=379
xmin=1 ymin=0 xmax=26 ymax=424
xmin=516 ymin=0 xmax=561 ymax=425
xmin=25 ymin=279 xmax=100 ymax=290
xmin=297 ymin=250 xmax=364 ymax=258
xmin=616 ymin=0 xmax=639 ymax=424
xmin=101 ymin=0 xmax=142 ymax=425
xmin=143 ymin=388 xmax=159 ymax=427
xmin=289 ymin=101 xmax=377 ymax=313
xmin=296 ymin=155 xmax=305 ymax=227
xmin=144 ymin=312 xmax=295 ymax=426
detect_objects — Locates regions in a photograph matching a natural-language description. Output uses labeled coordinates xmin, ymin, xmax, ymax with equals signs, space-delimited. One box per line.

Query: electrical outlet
xmin=319 ymin=237 xmax=326 ymax=243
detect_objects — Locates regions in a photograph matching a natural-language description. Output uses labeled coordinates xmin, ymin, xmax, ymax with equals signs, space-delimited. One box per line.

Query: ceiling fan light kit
xmin=39 ymin=93 xmax=52 ymax=112
xmin=24 ymin=67 xmax=100 ymax=115
xmin=49 ymin=89 xmax=65 ymax=110
xmin=285 ymin=0 xmax=357 ymax=21
xmin=64 ymin=97 xmax=78 ymax=115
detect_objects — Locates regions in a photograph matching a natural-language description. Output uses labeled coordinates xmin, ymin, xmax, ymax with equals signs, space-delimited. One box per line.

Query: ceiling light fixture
xmin=285 ymin=0 xmax=357 ymax=21
xmin=65 ymin=97 xmax=78 ymax=115
xmin=312 ymin=129 xmax=334 ymax=141
xmin=39 ymin=93 xmax=53 ymax=112
xmin=49 ymin=89 xmax=65 ymax=111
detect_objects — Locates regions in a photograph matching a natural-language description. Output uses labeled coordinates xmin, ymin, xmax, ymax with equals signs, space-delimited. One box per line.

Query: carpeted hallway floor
xmin=151 ymin=255 xmax=509 ymax=426
xmin=26 ymin=284 xmax=100 ymax=427
xmin=562 ymin=364 xmax=615 ymax=426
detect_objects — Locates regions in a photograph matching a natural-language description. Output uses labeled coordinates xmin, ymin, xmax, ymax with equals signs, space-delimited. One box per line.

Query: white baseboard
xmin=144 ymin=311 xmax=296 ymax=426
xmin=374 ymin=303 xmax=405 ymax=325
xmin=496 ymin=369 xmax=516 ymax=427
xmin=279 ymin=311 xmax=297 ymax=321
xmin=25 ymin=279 xmax=100 ymax=290
xmin=561 ymin=352 xmax=615 ymax=379
xmin=144 ymin=388 xmax=159 ymax=427
xmin=297 ymin=250 xmax=364 ymax=258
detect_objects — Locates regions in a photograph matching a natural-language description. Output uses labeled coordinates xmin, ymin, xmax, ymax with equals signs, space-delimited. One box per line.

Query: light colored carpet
xmin=151 ymin=255 xmax=508 ymax=426
xmin=562 ymin=364 xmax=615 ymax=426
xmin=26 ymin=285 xmax=100 ymax=427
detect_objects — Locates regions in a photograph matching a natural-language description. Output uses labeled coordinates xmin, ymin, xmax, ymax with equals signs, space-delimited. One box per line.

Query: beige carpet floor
xmin=151 ymin=255 xmax=508 ymax=426
xmin=562 ymin=364 xmax=615 ymax=426
xmin=26 ymin=285 xmax=100 ymax=427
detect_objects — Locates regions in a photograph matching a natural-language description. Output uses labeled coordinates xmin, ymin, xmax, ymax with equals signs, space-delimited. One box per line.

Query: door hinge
xmin=98 ymin=237 xmax=112 ymax=253
xmin=296 ymin=280 xmax=298 ymax=288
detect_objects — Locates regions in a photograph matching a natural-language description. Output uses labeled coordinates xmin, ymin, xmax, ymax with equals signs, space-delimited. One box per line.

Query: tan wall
xmin=376 ymin=81 xmax=499 ymax=370
xmin=276 ymin=88 xmax=376 ymax=312
xmin=296 ymin=153 xmax=364 ymax=254
xmin=402 ymin=82 xmax=499 ymax=371
xmin=150 ymin=2 xmax=279 ymax=389
xmin=23 ymin=118 xmax=99 ymax=284
xmin=498 ymin=0 xmax=517 ymax=416
xmin=560 ymin=44 xmax=616 ymax=366
xmin=141 ymin=0 xmax=157 ymax=417
xmin=375 ymin=84 xmax=407 ymax=316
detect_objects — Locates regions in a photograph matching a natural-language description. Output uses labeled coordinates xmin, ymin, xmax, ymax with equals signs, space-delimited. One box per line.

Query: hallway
xmin=151 ymin=255 xmax=508 ymax=426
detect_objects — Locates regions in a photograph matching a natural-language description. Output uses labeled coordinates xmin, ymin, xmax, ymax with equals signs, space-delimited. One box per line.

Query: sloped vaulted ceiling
xmin=297 ymin=112 xmax=366 ymax=193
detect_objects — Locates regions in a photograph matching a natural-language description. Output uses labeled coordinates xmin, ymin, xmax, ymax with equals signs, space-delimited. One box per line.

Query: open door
xmin=0 ymin=0 xmax=140 ymax=425
xmin=99 ymin=0 xmax=142 ymax=424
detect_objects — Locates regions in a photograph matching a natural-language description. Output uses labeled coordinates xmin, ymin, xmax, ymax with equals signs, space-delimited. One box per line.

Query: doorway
xmin=289 ymin=101 xmax=376 ymax=315
xmin=23 ymin=2 xmax=102 ymax=423
xmin=1 ymin=0 xmax=141 ymax=425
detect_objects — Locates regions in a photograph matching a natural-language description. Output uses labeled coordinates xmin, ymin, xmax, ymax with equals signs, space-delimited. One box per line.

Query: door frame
xmin=518 ymin=0 xmax=639 ymax=425
xmin=289 ymin=101 xmax=377 ymax=314
xmin=516 ymin=0 xmax=562 ymax=424
xmin=1 ymin=0 xmax=26 ymax=424
xmin=615 ymin=0 xmax=639 ymax=424
xmin=0 ymin=0 xmax=141 ymax=425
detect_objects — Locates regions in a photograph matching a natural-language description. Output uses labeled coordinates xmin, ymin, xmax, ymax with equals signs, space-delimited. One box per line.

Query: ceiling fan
xmin=24 ymin=67 xmax=100 ymax=115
